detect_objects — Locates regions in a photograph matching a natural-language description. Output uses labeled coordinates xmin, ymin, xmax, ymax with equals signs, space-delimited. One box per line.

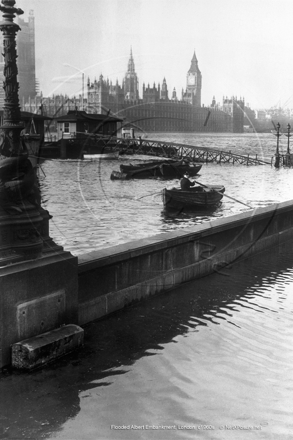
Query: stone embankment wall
xmin=78 ymin=200 xmax=293 ymax=325
xmin=3 ymin=200 xmax=293 ymax=369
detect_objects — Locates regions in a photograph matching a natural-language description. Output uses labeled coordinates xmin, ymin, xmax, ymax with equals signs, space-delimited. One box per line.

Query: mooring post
xmin=60 ymin=138 xmax=67 ymax=159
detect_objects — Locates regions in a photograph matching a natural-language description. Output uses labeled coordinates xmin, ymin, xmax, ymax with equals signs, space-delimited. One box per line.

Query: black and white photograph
xmin=1 ymin=0 xmax=293 ymax=438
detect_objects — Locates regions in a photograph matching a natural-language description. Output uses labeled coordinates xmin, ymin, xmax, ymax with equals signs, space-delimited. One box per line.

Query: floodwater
xmin=1 ymin=132 xmax=293 ymax=439
xmin=39 ymin=132 xmax=293 ymax=256
xmin=1 ymin=238 xmax=293 ymax=439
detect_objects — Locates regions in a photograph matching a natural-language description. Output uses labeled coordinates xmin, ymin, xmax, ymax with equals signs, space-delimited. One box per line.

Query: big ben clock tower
xmin=184 ymin=51 xmax=202 ymax=107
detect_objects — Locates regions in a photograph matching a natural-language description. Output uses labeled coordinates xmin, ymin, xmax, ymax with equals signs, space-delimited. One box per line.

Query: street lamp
xmin=0 ymin=0 xmax=24 ymax=156
xmin=0 ymin=0 xmax=79 ymax=370
xmin=272 ymin=122 xmax=282 ymax=168
xmin=63 ymin=63 xmax=85 ymax=111
xmin=0 ymin=0 xmax=44 ymax=261
xmin=276 ymin=122 xmax=281 ymax=156
xmin=286 ymin=123 xmax=291 ymax=155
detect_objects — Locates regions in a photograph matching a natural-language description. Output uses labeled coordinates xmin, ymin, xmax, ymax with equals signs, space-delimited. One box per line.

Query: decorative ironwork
xmin=0 ymin=0 xmax=45 ymax=263
xmin=77 ymin=133 xmax=271 ymax=166
xmin=0 ymin=0 xmax=24 ymax=157
xmin=0 ymin=0 xmax=40 ymax=215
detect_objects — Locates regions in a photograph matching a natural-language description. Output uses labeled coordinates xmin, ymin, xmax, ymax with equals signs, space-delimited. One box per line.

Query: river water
xmin=1 ymin=132 xmax=293 ymax=439
xmin=39 ymin=132 xmax=293 ymax=256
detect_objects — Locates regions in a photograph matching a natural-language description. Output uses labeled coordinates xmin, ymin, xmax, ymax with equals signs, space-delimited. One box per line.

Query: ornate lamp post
xmin=273 ymin=122 xmax=281 ymax=168
xmin=275 ymin=123 xmax=281 ymax=156
xmin=286 ymin=123 xmax=291 ymax=155
xmin=0 ymin=0 xmax=52 ymax=264
xmin=0 ymin=0 xmax=78 ymax=370
xmin=283 ymin=123 xmax=292 ymax=167
xmin=0 ymin=0 xmax=24 ymax=156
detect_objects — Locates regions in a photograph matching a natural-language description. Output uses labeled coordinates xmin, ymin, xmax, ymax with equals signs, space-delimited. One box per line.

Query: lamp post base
xmin=0 ymin=247 xmax=78 ymax=369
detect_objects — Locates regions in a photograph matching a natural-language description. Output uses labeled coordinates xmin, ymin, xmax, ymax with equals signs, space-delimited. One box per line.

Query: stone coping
xmin=78 ymin=200 xmax=293 ymax=272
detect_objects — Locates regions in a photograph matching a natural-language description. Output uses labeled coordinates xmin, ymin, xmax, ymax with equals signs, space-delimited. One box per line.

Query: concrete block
xmin=11 ymin=324 xmax=84 ymax=370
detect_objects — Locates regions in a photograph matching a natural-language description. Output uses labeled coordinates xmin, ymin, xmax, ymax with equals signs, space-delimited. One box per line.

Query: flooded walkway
xmin=1 ymin=238 xmax=293 ymax=439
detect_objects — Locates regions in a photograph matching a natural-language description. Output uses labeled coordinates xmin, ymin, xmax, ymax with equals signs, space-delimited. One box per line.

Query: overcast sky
xmin=14 ymin=0 xmax=293 ymax=110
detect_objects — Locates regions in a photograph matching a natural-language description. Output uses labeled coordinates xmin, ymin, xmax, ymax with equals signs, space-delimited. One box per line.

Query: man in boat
xmin=180 ymin=171 xmax=196 ymax=190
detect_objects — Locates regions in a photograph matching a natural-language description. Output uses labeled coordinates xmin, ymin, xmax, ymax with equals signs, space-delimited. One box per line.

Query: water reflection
xmin=6 ymin=132 xmax=289 ymax=438
xmin=39 ymin=133 xmax=293 ymax=256
xmin=1 ymin=239 xmax=293 ymax=438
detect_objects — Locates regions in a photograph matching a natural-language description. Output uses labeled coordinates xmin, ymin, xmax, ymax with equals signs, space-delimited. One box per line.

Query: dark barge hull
xmin=112 ymin=163 xmax=202 ymax=180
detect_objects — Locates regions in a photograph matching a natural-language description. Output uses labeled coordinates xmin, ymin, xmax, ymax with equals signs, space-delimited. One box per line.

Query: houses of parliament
xmin=21 ymin=45 xmax=245 ymax=133
xmin=85 ymin=49 xmax=244 ymax=133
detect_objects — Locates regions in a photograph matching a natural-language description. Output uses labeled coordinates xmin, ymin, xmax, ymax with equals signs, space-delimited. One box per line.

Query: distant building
xmin=182 ymin=52 xmax=202 ymax=107
xmin=0 ymin=10 xmax=37 ymax=109
xmin=253 ymin=108 xmax=293 ymax=132
xmin=21 ymin=94 xmax=84 ymax=133
xmin=222 ymin=96 xmax=245 ymax=133
xmin=85 ymin=49 xmax=243 ymax=133
xmin=23 ymin=49 xmax=244 ymax=133
xmin=17 ymin=10 xmax=37 ymax=104
xmin=255 ymin=110 xmax=267 ymax=121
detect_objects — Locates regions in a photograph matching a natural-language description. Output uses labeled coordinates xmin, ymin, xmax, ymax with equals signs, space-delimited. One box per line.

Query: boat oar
xmin=137 ymin=191 xmax=162 ymax=200
xmin=192 ymin=179 xmax=253 ymax=209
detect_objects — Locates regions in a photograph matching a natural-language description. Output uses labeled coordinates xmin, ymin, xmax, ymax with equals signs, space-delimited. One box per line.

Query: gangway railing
xmin=71 ymin=133 xmax=271 ymax=165
xmin=101 ymin=135 xmax=271 ymax=166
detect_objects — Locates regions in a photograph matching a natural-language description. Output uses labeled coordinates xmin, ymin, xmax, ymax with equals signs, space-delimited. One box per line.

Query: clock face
xmin=188 ymin=74 xmax=196 ymax=86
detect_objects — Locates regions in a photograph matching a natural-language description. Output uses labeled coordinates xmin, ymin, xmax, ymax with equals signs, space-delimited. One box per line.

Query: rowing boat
xmin=162 ymin=185 xmax=225 ymax=209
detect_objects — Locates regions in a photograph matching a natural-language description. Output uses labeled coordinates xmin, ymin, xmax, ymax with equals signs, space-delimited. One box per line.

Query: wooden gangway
xmin=99 ymin=135 xmax=271 ymax=166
